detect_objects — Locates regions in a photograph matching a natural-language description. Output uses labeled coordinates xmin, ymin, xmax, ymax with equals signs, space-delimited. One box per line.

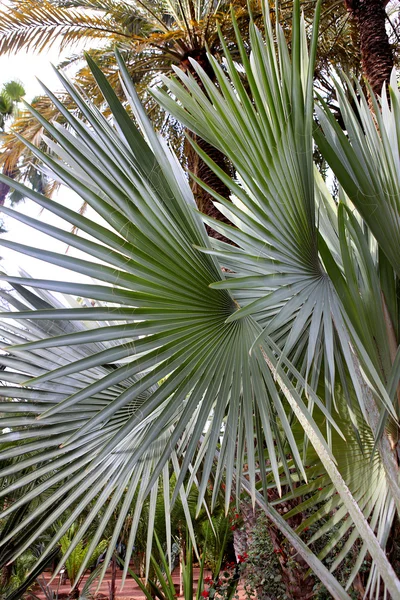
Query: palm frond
xmin=0 ymin=0 xmax=131 ymax=54
xmin=154 ymin=4 xmax=400 ymax=596
xmin=272 ymin=395 xmax=393 ymax=597
xmin=0 ymin=44 xmax=320 ymax=589
xmin=0 ymin=2 xmax=400 ymax=597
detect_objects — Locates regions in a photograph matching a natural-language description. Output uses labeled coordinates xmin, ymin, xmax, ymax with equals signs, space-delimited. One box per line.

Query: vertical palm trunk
xmin=344 ymin=0 xmax=393 ymax=96
xmin=0 ymin=564 xmax=12 ymax=590
xmin=180 ymin=51 xmax=233 ymax=243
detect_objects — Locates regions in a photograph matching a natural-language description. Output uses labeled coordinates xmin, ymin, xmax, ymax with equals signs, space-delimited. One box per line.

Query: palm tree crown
xmin=0 ymin=0 xmax=368 ymax=207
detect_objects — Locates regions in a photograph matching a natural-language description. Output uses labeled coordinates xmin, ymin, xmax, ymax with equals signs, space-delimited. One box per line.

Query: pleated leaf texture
xmin=0 ymin=2 xmax=400 ymax=597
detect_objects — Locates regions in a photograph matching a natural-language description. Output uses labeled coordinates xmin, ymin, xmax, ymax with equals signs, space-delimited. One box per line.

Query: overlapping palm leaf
xmin=0 ymin=282 xmax=193 ymax=585
xmin=269 ymin=391 xmax=393 ymax=597
xmin=154 ymin=3 xmax=400 ymax=596
xmin=153 ymin=5 xmax=397 ymax=431
xmin=314 ymin=70 xmax=400 ymax=440
xmin=315 ymin=70 xmax=400 ymax=280
xmin=0 ymin=22 xmax=347 ymax=593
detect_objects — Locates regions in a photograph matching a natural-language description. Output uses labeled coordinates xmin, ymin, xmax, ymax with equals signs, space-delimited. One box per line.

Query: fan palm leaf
xmin=154 ymin=3 xmax=400 ymax=596
xmin=0 ymin=1 xmax=399 ymax=597
xmin=0 ymin=40 xmax=327 ymax=590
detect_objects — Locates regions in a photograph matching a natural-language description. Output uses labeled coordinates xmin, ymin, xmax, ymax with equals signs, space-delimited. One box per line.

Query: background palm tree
xmin=0 ymin=0 xmax=392 ymax=218
xmin=0 ymin=80 xmax=25 ymax=206
xmin=0 ymin=81 xmax=25 ymax=132
xmin=0 ymin=0 xmax=263 ymax=231
xmin=344 ymin=0 xmax=394 ymax=96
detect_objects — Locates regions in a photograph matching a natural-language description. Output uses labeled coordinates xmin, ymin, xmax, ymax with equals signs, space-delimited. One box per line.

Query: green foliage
xmin=0 ymin=80 xmax=25 ymax=129
xmin=241 ymin=515 xmax=287 ymax=600
xmin=0 ymin=551 xmax=37 ymax=597
xmin=200 ymin=514 xmax=233 ymax=576
xmin=0 ymin=2 xmax=400 ymax=599
xmin=59 ymin=528 xmax=107 ymax=584
xmin=2 ymin=81 xmax=25 ymax=103
xmin=0 ymin=94 xmax=13 ymax=119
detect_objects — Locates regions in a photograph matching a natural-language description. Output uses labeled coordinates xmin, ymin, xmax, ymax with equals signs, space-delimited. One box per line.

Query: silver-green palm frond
xmin=0 ymin=1 xmax=400 ymax=598
xmin=272 ymin=395 xmax=394 ymax=597
xmin=0 ymin=35 xmax=335 ymax=592
xmin=154 ymin=3 xmax=400 ymax=597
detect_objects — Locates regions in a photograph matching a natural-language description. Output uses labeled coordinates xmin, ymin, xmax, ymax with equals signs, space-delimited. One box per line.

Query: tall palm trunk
xmin=344 ymin=0 xmax=393 ymax=96
xmin=180 ymin=51 xmax=233 ymax=243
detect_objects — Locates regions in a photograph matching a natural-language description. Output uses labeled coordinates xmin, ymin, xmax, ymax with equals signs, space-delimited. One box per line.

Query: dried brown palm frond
xmin=0 ymin=93 xmax=77 ymax=203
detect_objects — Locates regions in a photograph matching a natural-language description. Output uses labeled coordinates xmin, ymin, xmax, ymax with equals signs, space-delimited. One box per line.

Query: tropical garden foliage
xmin=0 ymin=0 xmax=384 ymax=213
xmin=0 ymin=81 xmax=25 ymax=133
xmin=0 ymin=0 xmax=400 ymax=599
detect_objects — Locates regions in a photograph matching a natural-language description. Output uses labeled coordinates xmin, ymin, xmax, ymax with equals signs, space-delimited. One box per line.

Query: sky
xmin=0 ymin=49 xmax=63 ymax=100
xmin=0 ymin=47 xmax=97 ymax=286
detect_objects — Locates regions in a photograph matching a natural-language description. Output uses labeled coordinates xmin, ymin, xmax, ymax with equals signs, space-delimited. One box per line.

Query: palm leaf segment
xmin=154 ymin=4 xmax=400 ymax=597
xmin=0 ymin=27 xmax=332 ymax=588
xmin=0 ymin=2 xmax=399 ymax=597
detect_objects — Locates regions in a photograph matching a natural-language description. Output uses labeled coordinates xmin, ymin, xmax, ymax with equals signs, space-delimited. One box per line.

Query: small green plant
xmin=239 ymin=514 xmax=287 ymax=600
xmin=0 ymin=550 xmax=37 ymax=597
xmin=201 ymin=511 xmax=234 ymax=576
xmin=0 ymin=80 xmax=25 ymax=130
xmin=59 ymin=527 xmax=107 ymax=594
xmin=201 ymin=562 xmax=242 ymax=600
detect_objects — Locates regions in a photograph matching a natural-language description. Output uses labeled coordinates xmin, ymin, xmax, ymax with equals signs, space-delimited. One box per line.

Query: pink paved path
xmin=32 ymin=566 xmax=249 ymax=599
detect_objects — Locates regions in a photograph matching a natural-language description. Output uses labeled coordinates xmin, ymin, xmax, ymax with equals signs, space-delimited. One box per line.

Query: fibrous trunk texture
xmin=345 ymin=0 xmax=393 ymax=96
xmin=180 ymin=51 xmax=233 ymax=243
xmin=187 ymin=135 xmax=234 ymax=242
xmin=0 ymin=564 xmax=12 ymax=589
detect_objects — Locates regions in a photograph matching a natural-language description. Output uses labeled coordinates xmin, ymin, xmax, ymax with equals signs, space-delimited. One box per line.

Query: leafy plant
xmin=3 ymin=548 xmax=59 ymax=600
xmin=59 ymin=527 xmax=107 ymax=585
xmin=240 ymin=514 xmax=287 ymax=600
xmin=0 ymin=2 xmax=400 ymax=599
xmin=0 ymin=551 xmax=37 ymax=596
xmin=0 ymin=80 xmax=25 ymax=131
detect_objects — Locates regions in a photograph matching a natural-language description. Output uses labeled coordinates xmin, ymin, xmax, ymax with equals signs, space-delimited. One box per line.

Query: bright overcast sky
xmin=0 ymin=48 xmax=63 ymax=100
xmin=0 ymin=47 xmax=99 ymax=286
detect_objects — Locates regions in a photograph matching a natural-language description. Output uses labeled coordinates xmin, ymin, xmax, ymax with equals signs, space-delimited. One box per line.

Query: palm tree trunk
xmin=186 ymin=136 xmax=234 ymax=242
xmin=180 ymin=51 xmax=233 ymax=243
xmin=0 ymin=564 xmax=12 ymax=590
xmin=344 ymin=0 xmax=393 ymax=96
